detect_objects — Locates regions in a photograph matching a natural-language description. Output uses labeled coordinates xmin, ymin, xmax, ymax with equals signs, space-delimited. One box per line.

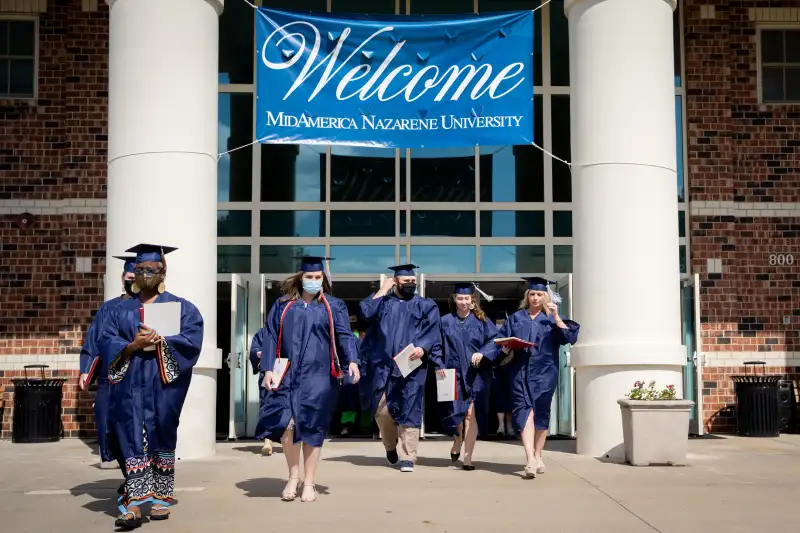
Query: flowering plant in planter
xmin=626 ymin=380 xmax=677 ymax=401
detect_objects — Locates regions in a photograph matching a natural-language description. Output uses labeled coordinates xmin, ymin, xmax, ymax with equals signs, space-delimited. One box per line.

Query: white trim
xmin=0 ymin=0 xmax=46 ymax=13
xmin=690 ymin=201 xmax=800 ymax=217
xmin=0 ymin=353 xmax=80 ymax=371
xmin=749 ymin=8 xmax=800 ymax=23
xmin=0 ymin=198 xmax=107 ymax=215
xmin=703 ymin=352 xmax=800 ymax=368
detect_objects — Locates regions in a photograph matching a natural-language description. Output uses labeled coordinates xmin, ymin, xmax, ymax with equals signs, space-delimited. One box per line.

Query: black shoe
xmin=462 ymin=464 xmax=475 ymax=471
xmin=114 ymin=515 xmax=141 ymax=531
xmin=450 ymin=452 xmax=460 ymax=464
xmin=117 ymin=482 xmax=126 ymax=495
xmin=386 ymin=449 xmax=399 ymax=465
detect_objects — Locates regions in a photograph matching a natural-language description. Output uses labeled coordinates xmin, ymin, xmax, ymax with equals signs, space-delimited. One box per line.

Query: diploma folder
xmin=271 ymin=358 xmax=290 ymax=389
xmin=436 ymin=369 xmax=458 ymax=402
xmin=494 ymin=337 xmax=536 ymax=350
xmin=393 ymin=344 xmax=422 ymax=378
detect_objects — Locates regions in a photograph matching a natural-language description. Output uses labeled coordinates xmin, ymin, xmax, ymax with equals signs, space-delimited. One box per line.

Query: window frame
xmin=757 ymin=25 xmax=800 ymax=105
xmin=0 ymin=15 xmax=39 ymax=101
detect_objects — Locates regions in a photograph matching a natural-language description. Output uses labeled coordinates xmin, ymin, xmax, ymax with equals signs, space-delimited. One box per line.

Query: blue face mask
xmin=302 ymin=279 xmax=323 ymax=295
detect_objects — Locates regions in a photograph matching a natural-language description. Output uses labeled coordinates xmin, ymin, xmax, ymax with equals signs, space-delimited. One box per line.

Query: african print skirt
xmin=118 ymin=424 xmax=175 ymax=512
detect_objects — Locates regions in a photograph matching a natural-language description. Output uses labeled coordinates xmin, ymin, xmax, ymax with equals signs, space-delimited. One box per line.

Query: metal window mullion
xmin=541 ymin=2 xmax=554 ymax=210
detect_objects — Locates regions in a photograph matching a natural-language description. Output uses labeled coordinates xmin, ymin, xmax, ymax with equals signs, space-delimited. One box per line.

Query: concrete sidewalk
xmin=1 ymin=434 xmax=798 ymax=533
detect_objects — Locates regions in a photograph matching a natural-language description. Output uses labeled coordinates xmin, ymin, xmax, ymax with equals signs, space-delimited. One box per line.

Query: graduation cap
xmin=112 ymin=255 xmax=137 ymax=274
xmin=125 ymin=243 xmax=178 ymax=264
xmin=293 ymin=256 xmax=333 ymax=273
xmin=522 ymin=276 xmax=561 ymax=304
xmin=388 ymin=263 xmax=419 ymax=276
xmin=454 ymin=281 xmax=494 ymax=302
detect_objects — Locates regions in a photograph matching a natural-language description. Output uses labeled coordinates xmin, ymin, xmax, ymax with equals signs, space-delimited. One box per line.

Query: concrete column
xmin=106 ymin=0 xmax=224 ymax=459
xmin=565 ymin=0 xmax=685 ymax=458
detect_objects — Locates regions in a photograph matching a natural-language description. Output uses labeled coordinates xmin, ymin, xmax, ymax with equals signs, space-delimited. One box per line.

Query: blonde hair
xmin=449 ymin=293 xmax=487 ymax=322
xmin=519 ymin=289 xmax=551 ymax=315
xmin=279 ymin=271 xmax=332 ymax=301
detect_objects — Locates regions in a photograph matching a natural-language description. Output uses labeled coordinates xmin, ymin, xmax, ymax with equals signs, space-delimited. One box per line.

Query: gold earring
xmin=157 ymin=282 xmax=166 ymax=294
xmin=131 ymin=283 xmax=141 ymax=294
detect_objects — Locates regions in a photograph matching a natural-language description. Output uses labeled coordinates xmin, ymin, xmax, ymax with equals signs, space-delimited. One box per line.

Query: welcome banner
xmin=255 ymin=9 xmax=534 ymax=148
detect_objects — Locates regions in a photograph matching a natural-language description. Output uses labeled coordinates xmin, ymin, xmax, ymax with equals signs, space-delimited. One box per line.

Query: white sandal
xmin=281 ymin=478 xmax=302 ymax=501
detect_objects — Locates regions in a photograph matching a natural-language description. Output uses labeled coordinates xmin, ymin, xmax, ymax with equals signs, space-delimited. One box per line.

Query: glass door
xmin=227 ymin=274 xmax=248 ymax=439
xmin=682 ymin=273 xmax=703 ymax=435
xmin=554 ymin=274 xmax=575 ymax=437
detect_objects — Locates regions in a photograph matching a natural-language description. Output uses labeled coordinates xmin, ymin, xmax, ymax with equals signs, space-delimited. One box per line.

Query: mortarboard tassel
xmin=471 ymin=282 xmax=494 ymax=302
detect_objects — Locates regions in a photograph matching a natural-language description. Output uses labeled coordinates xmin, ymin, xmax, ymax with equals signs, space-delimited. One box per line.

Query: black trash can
xmin=12 ymin=364 xmax=67 ymax=443
xmin=732 ymin=361 xmax=780 ymax=438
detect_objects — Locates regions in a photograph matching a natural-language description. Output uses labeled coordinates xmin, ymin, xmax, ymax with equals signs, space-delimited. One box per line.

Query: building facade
xmin=0 ymin=0 xmax=798 ymax=449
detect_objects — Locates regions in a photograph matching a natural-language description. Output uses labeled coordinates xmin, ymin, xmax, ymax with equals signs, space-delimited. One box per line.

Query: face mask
xmin=302 ymin=279 xmax=323 ymax=295
xmin=134 ymin=273 xmax=161 ymax=290
xmin=124 ymin=279 xmax=135 ymax=297
xmin=399 ymin=283 xmax=417 ymax=298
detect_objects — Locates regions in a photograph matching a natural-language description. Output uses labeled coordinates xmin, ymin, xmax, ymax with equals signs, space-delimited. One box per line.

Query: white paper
xmin=272 ymin=358 xmax=290 ymax=388
xmin=142 ymin=302 xmax=182 ymax=337
xmin=436 ymin=369 xmax=457 ymax=402
xmin=393 ymin=344 xmax=422 ymax=378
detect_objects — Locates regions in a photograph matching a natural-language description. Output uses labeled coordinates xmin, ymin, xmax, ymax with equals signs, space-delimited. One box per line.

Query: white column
xmin=566 ymin=0 xmax=685 ymax=459
xmin=106 ymin=0 xmax=223 ymax=459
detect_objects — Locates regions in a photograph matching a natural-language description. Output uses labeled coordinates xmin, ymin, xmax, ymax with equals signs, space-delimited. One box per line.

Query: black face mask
xmin=399 ymin=283 xmax=417 ymax=298
xmin=124 ymin=279 xmax=136 ymax=297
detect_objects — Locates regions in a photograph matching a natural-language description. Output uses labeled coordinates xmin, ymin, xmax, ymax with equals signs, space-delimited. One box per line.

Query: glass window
xmin=217 ymin=210 xmax=252 ymax=237
xmin=410 ymin=246 xmax=477 ymax=274
xmin=550 ymin=1 xmax=569 ymax=86
xmin=673 ymin=6 xmax=681 ymax=87
xmin=676 ymin=96 xmax=685 ymax=202
xmin=480 ymin=245 xmax=545 ymax=273
xmin=553 ymin=244 xmax=572 ymax=273
xmin=332 ymin=0 xmax=395 ymax=13
xmin=551 ymin=95 xmax=571 ymax=202
xmin=679 ymin=244 xmax=687 ymax=274
xmin=410 ymin=147 xmax=476 ymax=202
xmin=678 ymin=210 xmax=685 ymax=238
xmin=331 ymin=210 xmax=395 ymax=237
xmin=218 ymin=0 xmax=253 ymax=84
xmin=218 ymin=245 xmax=250 ymax=273
xmin=0 ymin=20 xmax=36 ymax=98
xmin=260 ymin=145 xmax=326 ymax=201
xmin=480 ymin=211 xmax=545 ymax=237
xmin=553 ymin=210 xmax=572 ymax=237
xmin=331 ymin=147 xmax=396 ymax=202
xmin=479 ymin=97 xmax=544 ymax=202
xmin=400 ymin=210 xmax=407 ymax=237
xmin=260 ymin=245 xmax=326 ymax=273
xmin=760 ymin=29 xmax=800 ymax=103
xmin=411 ymin=211 xmax=476 ymax=237
xmin=271 ymin=0 xmax=327 ymax=11
xmin=478 ymin=1 xmax=542 ymax=84
xmin=411 ymin=0 xmax=474 ymax=13
xmin=261 ymin=210 xmax=325 ymax=237
xmin=218 ymin=94 xmax=253 ymax=202
xmin=330 ymin=246 xmax=398 ymax=273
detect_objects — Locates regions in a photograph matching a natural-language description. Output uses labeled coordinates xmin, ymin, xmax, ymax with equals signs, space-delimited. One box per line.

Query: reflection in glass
xmin=217 ymin=210 xmax=252 ymax=237
xmin=411 ymin=0 xmax=474 ymax=13
xmin=260 ymin=245 xmax=326 ymax=274
xmin=481 ymin=245 xmax=545 ymax=273
xmin=673 ymin=7 xmax=681 ymax=86
xmin=676 ymin=96 xmax=684 ymax=202
xmin=410 ymin=147 xmax=476 ymax=202
xmin=551 ymin=95 xmax=571 ymax=202
xmin=218 ymin=94 xmax=253 ymax=202
xmin=553 ymin=245 xmax=572 ymax=273
xmin=400 ymin=211 xmax=407 ymax=237
xmin=218 ymin=245 xmax=250 ymax=273
xmin=331 ymin=211 xmax=395 ymax=237
xmin=679 ymin=244 xmax=687 ymax=274
xmin=678 ymin=210 xmax=685 ymax=238
xmin=330 ymin=246 xmax=398 ymax=273
xmin=261 ymin=144 xmax=326 ymax=201
xmin=480 ymin=211 xmax=545 ymax=237
xmin=553 ymin=210 xmax=572 ymax=237
xmin=411 ymin=211 xmax=475 ymax=237
xmin=273 ymin=0 xmax=327 ymax=10
xmin=218 ymin=0 xmax=253 ymax=84
xmin=261 ymin=211 xmax=324 ymax=237
xmin=480 ymin=97 xmax=543 ymax=201
xmin=479 ymin=1 xmax=542 ymax=84
xmin=410 ymin=246 xmax=477 ymax=274
xmin=550 ymin=0 xmax=569 ymax=86
xmin=331 ymin=146 xmax=396 ymax=202
xmin=331 ymin=0 xmax=395 ymax=13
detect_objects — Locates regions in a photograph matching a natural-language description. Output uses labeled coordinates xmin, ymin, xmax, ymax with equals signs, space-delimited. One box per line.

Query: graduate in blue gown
xmin=437 ymin=283 xmax=498 ymax=471
xmin=359 ymin=264 xmax=443 ymax=473
xmin=79 ymin=255 xmax=137 ymax=492
xmin=248 ymin=328 xmax=275 ymax=456
xmin=255 ymin=257 xmax=359 ymax=503
xmin=483 ymin=277 xmax=579 ymax=478
xmin=99 ymin=244 xmax=204 ymax=529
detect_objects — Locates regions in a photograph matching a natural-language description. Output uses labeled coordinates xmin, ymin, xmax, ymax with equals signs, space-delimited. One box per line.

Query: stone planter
xmin=617 ymin=399 xmax=695 ymax=466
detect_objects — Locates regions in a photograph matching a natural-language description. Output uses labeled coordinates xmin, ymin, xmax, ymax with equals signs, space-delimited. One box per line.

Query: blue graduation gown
xmin=483 ymin=310 xmax=579 ymax=432
xmin=99 ymin=292 xmax=204 ymax=458
xmin=79 ymin=295 xmax=125 ymax=461
xmin=359 ymin=292 xmax=443 ymax=428
xmin=438 ymin=313 xmax=498 ymax=437
xmin=255 ymin=295 xmax=358 ymax=447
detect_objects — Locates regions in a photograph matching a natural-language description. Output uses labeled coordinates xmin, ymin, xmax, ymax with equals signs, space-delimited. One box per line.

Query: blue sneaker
xmin=399 ymin=460 xmax=414 ymax=472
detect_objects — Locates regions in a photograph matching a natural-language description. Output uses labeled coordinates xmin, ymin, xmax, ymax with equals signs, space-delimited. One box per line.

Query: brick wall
xmin=0 ymin=0 xmax=108 ymax=439
xmin=684 ymin=0 xmax=800 ymax=433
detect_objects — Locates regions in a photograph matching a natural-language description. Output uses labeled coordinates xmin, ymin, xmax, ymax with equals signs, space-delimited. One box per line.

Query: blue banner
xmin=255 ymin=9 xmax=534 ymax=148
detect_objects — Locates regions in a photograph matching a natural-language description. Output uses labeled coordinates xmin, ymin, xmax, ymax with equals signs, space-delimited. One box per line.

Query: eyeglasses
xmin=134 ymin=268 xmax=162 ymax=276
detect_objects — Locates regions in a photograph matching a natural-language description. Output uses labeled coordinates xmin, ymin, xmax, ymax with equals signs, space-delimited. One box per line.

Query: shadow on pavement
xmin=70 ymin=480 xmax=126 ymax=517
xmin=236 ymin=478 xmax=330 ymax=498
xmin=232 ymin=444 xmax=284 ymax=455
xmin=324 ymin=454 xmax=528 ymax=477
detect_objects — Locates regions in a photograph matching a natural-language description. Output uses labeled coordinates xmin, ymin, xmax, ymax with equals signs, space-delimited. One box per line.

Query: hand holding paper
xmin=394 ymin=344 xmax=422 ymax=378
xmin=436 ymin=369 xmax=457 ymax=402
